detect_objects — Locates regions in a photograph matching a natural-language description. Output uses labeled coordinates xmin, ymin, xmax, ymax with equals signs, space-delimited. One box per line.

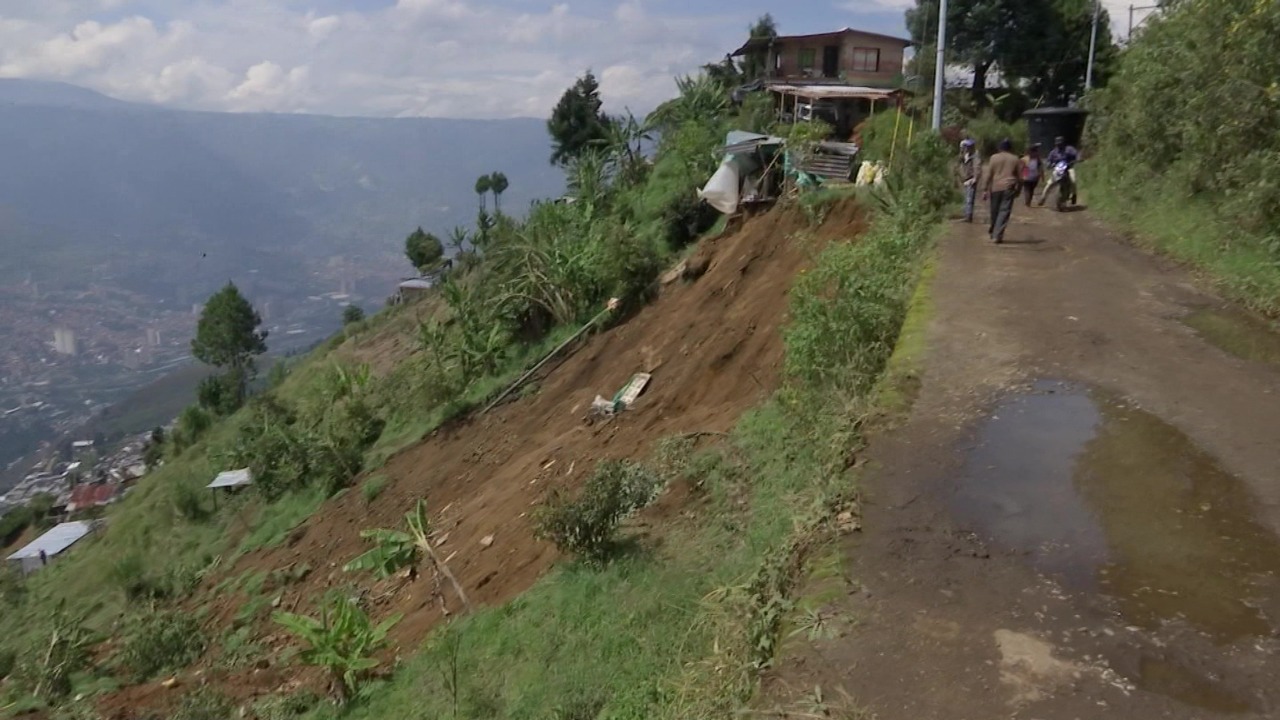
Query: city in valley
xmin=0 ymin=250 xmax=406 ymax=496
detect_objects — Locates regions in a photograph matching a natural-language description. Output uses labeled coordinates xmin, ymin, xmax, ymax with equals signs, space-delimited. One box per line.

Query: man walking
xmin=1038 ymin=135 xmax=1080 ymax=206
xmin=981 ymin=138 xmax=1021 ymax=244
xmin=955 ymin=138 xmax=981 ymax=222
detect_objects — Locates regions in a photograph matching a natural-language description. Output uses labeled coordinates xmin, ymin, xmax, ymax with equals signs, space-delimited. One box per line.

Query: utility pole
xmin=932 ymin=0 xmax=948 ymax=131
xmin=1127 ymin=4 xmax=1161 ymax=43
xmin=1084 ymin=0 xmax=1101 ymax=91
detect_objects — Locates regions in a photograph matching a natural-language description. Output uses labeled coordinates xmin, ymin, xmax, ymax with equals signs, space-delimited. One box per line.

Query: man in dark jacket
xmin=1039 ymin=136 xmax=1079 ymax=205
xmin=981 ymin=138 xmax=1021 ymax=243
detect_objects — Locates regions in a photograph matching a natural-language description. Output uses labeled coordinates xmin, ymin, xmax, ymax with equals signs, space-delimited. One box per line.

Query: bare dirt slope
xmin=762 ymin=206 xmax=1280 ymax=718
xmin=94 ymin=201 xmax=865 ymax=718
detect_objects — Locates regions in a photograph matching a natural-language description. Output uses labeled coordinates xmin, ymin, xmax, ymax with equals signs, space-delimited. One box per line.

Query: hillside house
xmin=731 ymin=28 xmax=913 ymax=139
xmin=732 ymin=28 xmax=911 ymax=87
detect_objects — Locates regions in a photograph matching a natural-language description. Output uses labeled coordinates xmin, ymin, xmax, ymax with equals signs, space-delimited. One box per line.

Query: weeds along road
xmin=760 ymin=205 xmax=1280 ymax=719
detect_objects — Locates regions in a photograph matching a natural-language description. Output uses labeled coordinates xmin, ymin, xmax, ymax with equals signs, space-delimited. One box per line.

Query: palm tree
xmin=489 ymin=172 xmax=509 ymax=214
xmin=474 ymin=175 xmax=492 ymax=212
xmin=446 ymin=226 xmax=469 ymax=255
xmin=597 ymin=109 xmax=651 ymax=185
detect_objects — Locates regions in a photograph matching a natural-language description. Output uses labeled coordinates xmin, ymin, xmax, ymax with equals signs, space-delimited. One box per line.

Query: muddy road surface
xmin=762 ymin=206 xmax=1280 ymax=718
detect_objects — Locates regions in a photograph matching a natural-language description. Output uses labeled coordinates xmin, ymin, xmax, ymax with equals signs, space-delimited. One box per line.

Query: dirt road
xmin=762 ymin=206 xmax=1280 ymax=718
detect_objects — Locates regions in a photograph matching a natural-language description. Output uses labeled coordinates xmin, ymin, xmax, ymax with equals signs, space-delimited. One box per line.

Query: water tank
xmin=1023 ymin=107 xmax=1089 ymax=150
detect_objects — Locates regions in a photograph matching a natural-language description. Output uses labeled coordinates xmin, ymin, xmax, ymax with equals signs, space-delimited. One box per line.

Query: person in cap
xmin=981 ymin=138 xmax=1021 ymax=243
xmin=1039 ymin=135 xmax=1080 ymax=206
xmin=955 ymin=138 xmax=981 ymax=223
xmin=1019 ymin=143 xmax=1044 ymax=207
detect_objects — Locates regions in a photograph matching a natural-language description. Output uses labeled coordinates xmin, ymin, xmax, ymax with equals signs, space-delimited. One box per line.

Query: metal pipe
xmin=1085 ymin=0 xmax=1101 ymax=91
xmin=932 ymin=0 xmax=948 ymax=131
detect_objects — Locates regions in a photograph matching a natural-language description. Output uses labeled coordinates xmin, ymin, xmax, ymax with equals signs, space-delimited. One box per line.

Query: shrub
xmin=117 ymin=611 xmax=206 ymax=681
xmin=172 ymin=688 xmax=231 ymax=720
xmin=107 ymin=553 xmax=153 ymax=601
xmin=274 ymin=593 xmax=400 ymax=704
xmin=172 ymin=404 xmax=213 ymax=450
xmin=171 ymin=480 xmax=209 ymax=522
xmin=361 ymin=475 xmax=389 ymax=504
xmin=0 ymin=507 xmax=33 ymax=545
xmin=533 ymin=460 xmax=661 ymax=563
xmin=19 ymin=604 xmax=94 ymax=700
xmin=251 ymin=691 xmax=323 ymax=720
xmin=229 ymin=391 xmax=383 ymax=500
xmin=0 ymin=649 xmax=15 ymax=679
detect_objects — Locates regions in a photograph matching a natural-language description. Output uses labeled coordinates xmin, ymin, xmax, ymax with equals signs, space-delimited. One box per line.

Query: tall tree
xmin=488 ymin=172 xmax=509 ymax=214
xmin=740 ymin=14 xmax=778 ymax=81
xmin=906 ymin=0 xmax=1054 ymax=107
xmin=191 ymin=282 xmax=267 ymax=407
xmin=474 ymin=174 xmax=492 ymax=212
xmin=1024 ymin=0 xmax=1118 ymax=104
xmin=547 ymin=71 xmax=613 ymax=166
xmin=404 ymin=227 xmax=444 ymax=272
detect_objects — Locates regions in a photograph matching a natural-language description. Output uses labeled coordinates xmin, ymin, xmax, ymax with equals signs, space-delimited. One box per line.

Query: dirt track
xmin=763 ymin=206 xmax=1280 ymax=718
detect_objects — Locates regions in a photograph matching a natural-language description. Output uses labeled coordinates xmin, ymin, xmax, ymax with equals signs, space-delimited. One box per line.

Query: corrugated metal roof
xmin=769 ymin=84 xmax=901 ymax=101
xmin=208 ymin=468 xmax=252 ymax=489
xmin=68 ymin=483 xmax=117 ymax=508
xmin=7 ymin=521 xmax=95 ymax=560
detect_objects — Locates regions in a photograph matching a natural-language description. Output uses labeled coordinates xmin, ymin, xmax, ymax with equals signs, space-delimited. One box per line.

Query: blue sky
xmin=0 ymin=1 xmax=1132 ymax=118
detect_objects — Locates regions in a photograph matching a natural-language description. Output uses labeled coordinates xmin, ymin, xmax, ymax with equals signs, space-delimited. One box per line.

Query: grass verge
xmin=1086 ymin=162 xmax=1280 ymax=318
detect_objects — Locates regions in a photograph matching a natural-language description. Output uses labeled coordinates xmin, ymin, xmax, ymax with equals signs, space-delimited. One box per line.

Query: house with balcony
xmin=730 ymin=28 xmax=914 ymax=139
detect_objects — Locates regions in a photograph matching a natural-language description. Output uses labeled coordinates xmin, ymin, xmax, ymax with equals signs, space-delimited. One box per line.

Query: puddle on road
xmin=951 ymin=380 xmax=1280 ymax=708
xmin=1136 ymin=656 xmax=1252 ymax=714
xmin=1183 ymin=306 xmax=1280 ymax=367
xmin=952 ymin=380 xmax=1280 ymax=640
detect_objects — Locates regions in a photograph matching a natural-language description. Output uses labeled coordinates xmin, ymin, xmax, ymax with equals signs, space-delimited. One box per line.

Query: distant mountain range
xmin=0 ymin=79 xmax=563 ymax=304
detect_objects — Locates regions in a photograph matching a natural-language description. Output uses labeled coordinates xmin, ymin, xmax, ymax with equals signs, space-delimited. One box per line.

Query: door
xmin=822 ymin=46 xmax=840 ymax=78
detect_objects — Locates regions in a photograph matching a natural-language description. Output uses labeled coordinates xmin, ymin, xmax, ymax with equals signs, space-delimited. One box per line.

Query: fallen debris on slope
xmin=91 ymin=199 xmax=866 ymax=718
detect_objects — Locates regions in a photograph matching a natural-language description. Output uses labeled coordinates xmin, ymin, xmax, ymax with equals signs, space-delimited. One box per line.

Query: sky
xmin=0 ymin=0 xmax=1144 ymax=120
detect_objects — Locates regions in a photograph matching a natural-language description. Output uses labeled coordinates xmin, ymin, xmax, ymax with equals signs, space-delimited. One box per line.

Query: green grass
xmin=874 ymin=253 xmax=938 ymax=419
xmin=282 ymin=181 xmax=945 ymax=720
xmin=1087 ymin=161 xmax=1280 ymax=317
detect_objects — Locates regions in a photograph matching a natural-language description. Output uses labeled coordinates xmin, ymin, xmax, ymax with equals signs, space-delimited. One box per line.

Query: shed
xmin=208 ymin=468 xmax=252 ymax=490
xmin=397 ymin=277 xmax=433 ymax=303
xmin=1023 ymin=107 xmax=1089 ymax=152
xmin=7 ymin=521 xmax=97 ymax=574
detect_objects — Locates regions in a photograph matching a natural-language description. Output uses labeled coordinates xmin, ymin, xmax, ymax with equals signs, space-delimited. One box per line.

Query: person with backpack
xmin=1019 ymin=144 xmax=1043 ymax=207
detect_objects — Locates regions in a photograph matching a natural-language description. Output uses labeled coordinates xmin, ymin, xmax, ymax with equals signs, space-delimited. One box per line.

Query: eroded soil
xmin=94 ymin=202 xmax=866 ymax=719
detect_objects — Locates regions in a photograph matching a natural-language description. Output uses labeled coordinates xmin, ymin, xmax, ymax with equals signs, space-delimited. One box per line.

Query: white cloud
xmin=836 ymin=0 xmax=914 ymax=11
xmin=0 ymin=0 xmax=746 ymax=118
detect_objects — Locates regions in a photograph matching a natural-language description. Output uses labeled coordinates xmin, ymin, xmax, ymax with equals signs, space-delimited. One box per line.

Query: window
xmin=798 ymin=48 xmax=816 ymax=71
xmin=852 ymin=47 xmax=881 ymax=73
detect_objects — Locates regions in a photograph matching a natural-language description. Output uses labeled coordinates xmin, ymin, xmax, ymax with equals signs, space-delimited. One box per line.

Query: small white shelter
xmin=208 ymin=468 xmax=252 ymax=490
xmin=6 ymin=521 xmax=97 ymax=574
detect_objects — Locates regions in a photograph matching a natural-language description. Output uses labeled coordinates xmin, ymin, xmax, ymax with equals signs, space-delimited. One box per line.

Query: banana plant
xmin=273 ymin=593 xmax=400 ymax=704
xmin=344 ymin=500 xmax=471 ymax=612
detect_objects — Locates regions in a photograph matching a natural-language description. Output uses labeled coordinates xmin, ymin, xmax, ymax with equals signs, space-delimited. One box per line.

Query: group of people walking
xmin=956 ymin=136 xmax=1078 ymax=243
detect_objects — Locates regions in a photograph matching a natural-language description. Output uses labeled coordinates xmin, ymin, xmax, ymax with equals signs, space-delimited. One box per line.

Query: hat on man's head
xmin=960 ymin=138 xmax=975 ymax=148
xmin=998 ymin=138 xmax=1013 ymax=152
